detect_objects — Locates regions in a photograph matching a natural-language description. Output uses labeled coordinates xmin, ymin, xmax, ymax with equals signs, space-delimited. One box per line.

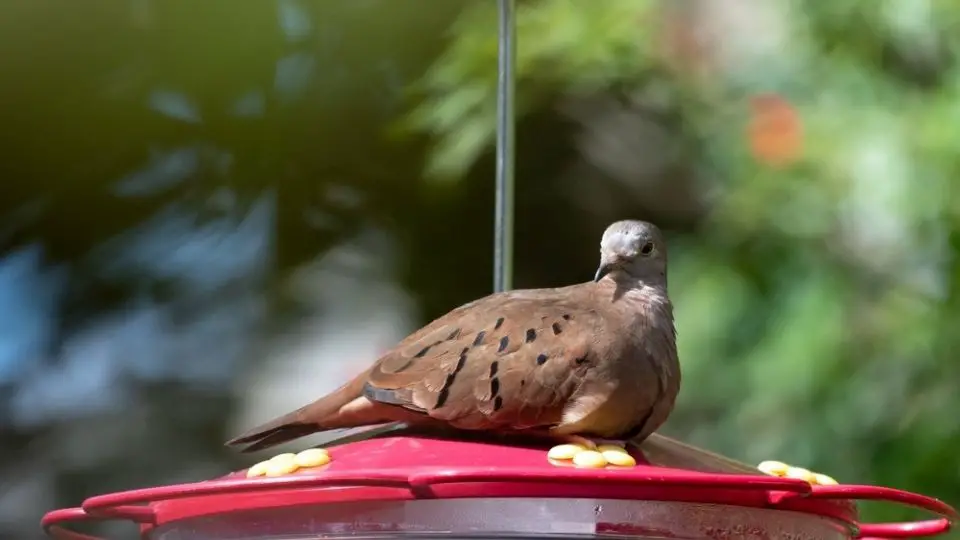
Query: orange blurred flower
xmin=747 ymin=93 xmax=803 ymax=167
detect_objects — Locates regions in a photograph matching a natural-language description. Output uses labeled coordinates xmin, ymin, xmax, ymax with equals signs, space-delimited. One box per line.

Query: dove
xmin=227 ymin=219 xmax=680 ymax=457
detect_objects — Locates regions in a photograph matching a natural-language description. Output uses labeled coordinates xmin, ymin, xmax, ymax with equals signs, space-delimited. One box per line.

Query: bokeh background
xmin=2 ymin=0 xmax=959 ymax=538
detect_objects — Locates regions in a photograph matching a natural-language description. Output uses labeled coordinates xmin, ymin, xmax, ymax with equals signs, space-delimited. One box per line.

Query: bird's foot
xmin=246 ymin=448 xmax=332 ymax=478
xmin=757 ymin=460 xmax=838 ymax=486
xmin=547 ymin=436 xmax=637 ymax=468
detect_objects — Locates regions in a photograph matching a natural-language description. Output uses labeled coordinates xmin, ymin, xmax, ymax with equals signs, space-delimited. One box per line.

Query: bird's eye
xmin=640 ymin=242 xmax=654 ymax=255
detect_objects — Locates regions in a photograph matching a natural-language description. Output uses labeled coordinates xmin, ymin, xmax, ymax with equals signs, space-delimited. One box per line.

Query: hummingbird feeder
xmin=40 ymin=427 xmax=958 ymax=539
xmin=40 ymin=1 xmax=957 ymax=539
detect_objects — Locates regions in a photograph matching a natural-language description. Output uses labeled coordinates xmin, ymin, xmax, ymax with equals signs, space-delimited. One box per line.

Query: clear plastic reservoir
xmin=148 ymin=497 xmax=849 ymax=540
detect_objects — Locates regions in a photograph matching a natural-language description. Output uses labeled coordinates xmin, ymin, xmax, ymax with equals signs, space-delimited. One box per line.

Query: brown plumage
xmin=227 ymin=220 xmax=680 ymax=453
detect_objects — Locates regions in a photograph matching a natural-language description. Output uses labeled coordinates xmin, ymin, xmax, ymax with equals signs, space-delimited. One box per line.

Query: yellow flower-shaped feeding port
xmin=548 ymin=442 xmax=637 ymax=469
xmin=246 ymin=448 xmax=332 ymax=478
xmin=757 ymin=460 xmax=838 ymax=486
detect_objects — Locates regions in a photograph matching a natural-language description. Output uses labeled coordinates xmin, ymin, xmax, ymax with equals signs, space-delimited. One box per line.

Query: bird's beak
xmin=594 ymin=258 xmax=618 ymax=282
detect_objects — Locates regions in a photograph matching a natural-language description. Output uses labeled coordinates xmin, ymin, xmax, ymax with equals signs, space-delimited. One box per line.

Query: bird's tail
xmin=225 ymin=372 xmax=370 ymax=453
xmin=639 ymin=433 xmax=762 ymax=475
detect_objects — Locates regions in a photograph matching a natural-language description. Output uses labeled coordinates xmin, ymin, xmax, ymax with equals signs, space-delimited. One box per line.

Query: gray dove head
xmin=595 ymin=220 xmax=667 ymax=285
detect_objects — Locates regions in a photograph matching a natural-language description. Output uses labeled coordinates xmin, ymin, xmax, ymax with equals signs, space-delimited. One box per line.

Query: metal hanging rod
xmin=493 ymin=0 xmax=516 ymax=293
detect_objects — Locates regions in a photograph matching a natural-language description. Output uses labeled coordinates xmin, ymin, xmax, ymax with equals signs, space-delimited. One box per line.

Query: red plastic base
xmin=41 ymin=434 xmax=957 ymax=539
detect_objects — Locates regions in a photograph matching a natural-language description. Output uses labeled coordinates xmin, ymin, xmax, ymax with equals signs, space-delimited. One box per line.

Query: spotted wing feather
xmin=364 ymin=286 xmax=605 ymax=432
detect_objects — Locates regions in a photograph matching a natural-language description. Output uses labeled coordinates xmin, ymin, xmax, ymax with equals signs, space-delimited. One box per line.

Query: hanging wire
xmin=493 ymin=0 xmax=516 ymax=293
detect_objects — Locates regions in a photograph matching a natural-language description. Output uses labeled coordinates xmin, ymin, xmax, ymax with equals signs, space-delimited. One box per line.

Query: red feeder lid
xmin=41 ymin=428 xmax=956 ymax=540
